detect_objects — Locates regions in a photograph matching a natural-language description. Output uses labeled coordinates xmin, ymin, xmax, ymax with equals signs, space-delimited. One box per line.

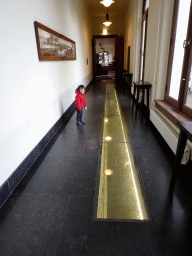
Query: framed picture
xmin=34 ymin=21 xmax=76 ymax=61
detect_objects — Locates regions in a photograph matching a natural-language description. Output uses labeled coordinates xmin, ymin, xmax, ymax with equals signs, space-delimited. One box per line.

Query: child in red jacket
xmin=75 ymin=85 xmax=87 ymax=126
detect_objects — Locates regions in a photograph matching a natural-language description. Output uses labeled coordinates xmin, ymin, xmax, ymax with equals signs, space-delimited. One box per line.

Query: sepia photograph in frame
xmin=34 ymin=21 xmax=76 ymax=61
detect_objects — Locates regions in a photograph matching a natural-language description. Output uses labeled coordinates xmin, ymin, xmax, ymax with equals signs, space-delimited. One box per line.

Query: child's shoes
xmin=76 ymin=121 xmax=83 ymax=126
xmin=81 ymin=120 xmax=86 ymax=124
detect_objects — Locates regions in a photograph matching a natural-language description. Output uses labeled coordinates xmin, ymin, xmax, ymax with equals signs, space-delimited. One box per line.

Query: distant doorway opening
xmin=92 ymin=35 xmax=124 ymax=82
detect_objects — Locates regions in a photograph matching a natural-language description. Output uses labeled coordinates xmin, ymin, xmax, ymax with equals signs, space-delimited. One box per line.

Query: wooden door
xmin=115 ymin=36 xmax=124 ymax=83
xmin=127 ymin=46 xmax=130 ymax=74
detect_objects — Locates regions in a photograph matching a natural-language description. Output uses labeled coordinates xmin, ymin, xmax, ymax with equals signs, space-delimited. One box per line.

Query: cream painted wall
xmin=124 ymin=0 xmax=143 ymax=82
xmin=92 ymin=15 xmax=124 ymax=36
xmin=0 ymin=0 xmax=92 ymax=186
xmin=124 ymin=0 xmax=187 ymax=155
xmin=144 ymin=0 xmax=174 ymax=109
xmin=124 ymin=0 xmax=174 ymax=102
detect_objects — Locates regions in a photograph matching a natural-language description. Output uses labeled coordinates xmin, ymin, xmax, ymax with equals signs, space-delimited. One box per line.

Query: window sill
xmin=155 ymin=100 xmax=192 ymax=128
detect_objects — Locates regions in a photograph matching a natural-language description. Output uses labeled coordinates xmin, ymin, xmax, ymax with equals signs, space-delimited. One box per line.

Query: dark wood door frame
xmin=92 ymin=35 xmax=123 ymax=81
xmin=127 ymin=46 xmax=130 ymax=74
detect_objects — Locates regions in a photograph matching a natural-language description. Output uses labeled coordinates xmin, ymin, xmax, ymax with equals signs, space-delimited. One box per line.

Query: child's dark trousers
xmin=76 ymin=108 xmax=83 ymax=123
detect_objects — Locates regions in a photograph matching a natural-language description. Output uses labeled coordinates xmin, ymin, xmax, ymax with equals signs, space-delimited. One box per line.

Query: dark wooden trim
xmin=92 ymin=35 xmax=118 ymax=39
xmin=182 ymin=43 xmax=192 ymax=108
xmin=92 ymin=37 xmax=97 ymax=80
xmin=142 ymin=0 xmax=149 ymax=15
xmin=179 ymin=1 xmax=192 ymax=111
xmin=139 ymin=8 xmax=148 ymax=81
xmin=92 ymin=35 xmax=118 ymax=80
xmin=164 ymin=95 xmax=178 ymax=109
xmin=139 ymin=21 xmax=143 ymax=80
xmin=127 ymin=46 xmax=130 ymax=74
xmin=164 ymin=0 xmax=179 ymax=105
xmin=115 ymin=35 xmax=124 ymax=82
xmin=155 ymin=100 xmax=192 ymax=128
xmin=142 ymin=0 xmax=145 ymax=15
xmin=92 ymin=35 xmax=124 ymax=82
xmin=143 ymin=8 xmax=148 ymax=21
xmin=142 ymin=9 xmax=148 ymax=81
xmin=165 ymin=0 xmax=192 ymax=115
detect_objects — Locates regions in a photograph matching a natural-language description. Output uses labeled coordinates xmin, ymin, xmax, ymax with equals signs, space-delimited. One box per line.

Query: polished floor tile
xmin=55 ymin=156 xmax=99 ymax=196
xmin=117 ymin=87 xmax=192 ymax=256
xmin=0 ymin=193 xmax=69 ymax=256
xmin=0 ymin=79 xmax=192 ymax=255
xmin=14 ymin=155 xmax=70 ymax=195
xmin=55 ymin=196 xmax=152 ymax=256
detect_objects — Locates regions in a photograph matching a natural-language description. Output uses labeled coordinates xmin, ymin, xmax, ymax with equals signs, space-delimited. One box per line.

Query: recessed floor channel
xmin=97 ymin=84 xmax=151 ymax=221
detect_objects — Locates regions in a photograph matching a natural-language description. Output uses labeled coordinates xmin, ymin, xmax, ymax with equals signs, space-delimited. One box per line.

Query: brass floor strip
xmin=97 ymin=84 xmax=150 ymax=221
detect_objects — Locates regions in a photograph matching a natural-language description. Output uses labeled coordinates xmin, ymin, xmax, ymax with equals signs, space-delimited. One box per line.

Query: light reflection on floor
xmin=97 ymin=84 xmax=150 ymax=221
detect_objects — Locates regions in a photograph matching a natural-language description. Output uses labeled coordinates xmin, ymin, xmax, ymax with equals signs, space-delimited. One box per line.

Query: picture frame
xmin=34 ymin=21 xmax=76 ymax=61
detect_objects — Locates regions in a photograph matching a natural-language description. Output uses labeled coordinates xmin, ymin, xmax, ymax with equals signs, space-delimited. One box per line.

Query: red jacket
xmin=75 ymin=89 xmax=87 ymax=110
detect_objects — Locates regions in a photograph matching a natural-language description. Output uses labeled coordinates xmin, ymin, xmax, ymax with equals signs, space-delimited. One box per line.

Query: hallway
xmin=0 ymin=80 xmax=192 ymax=255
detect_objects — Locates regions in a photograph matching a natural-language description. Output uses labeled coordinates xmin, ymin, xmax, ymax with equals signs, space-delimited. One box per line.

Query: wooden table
xmin=122 ymin=73 xmax=133 ymax=92
xmin=132 ymin=81 xmax=152 ymax=116
xmin=124 ymin=73 xmax=133 ymax=90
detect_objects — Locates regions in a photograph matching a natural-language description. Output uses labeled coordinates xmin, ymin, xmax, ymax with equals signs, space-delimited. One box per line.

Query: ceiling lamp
xmin=103 ymin=13 xmax=112 ymax=26
xmin=100 ymin=0 xmax=114 ymax=7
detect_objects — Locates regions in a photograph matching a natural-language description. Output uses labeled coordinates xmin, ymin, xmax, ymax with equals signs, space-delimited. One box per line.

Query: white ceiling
xmin=84 ymin=0 xmax=128 ymax=17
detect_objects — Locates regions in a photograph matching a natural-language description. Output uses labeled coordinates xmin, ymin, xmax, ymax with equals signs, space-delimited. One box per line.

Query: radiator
xmin=150 ymin=110 xmax=190 ymax=165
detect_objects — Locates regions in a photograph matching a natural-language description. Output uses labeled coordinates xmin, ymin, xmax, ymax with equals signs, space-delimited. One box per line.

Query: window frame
xmin=164 ymin=0 xmax=192 ymax=118
xmin=139 ymin=0 xmax=149 ymax=81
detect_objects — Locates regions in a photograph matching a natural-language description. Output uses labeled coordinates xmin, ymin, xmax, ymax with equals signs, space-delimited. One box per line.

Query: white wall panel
xmin=0 ymin=0 xmax=92 ymax=186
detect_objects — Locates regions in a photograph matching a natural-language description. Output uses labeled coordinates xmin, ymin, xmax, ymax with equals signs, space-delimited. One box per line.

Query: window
xmin=98 ymin=51 xmax=109 ymax=65
xmin=139 ymin=0 xmax=149 ymax=81
xmin=165 ymin=0 xmax=192 ymax=118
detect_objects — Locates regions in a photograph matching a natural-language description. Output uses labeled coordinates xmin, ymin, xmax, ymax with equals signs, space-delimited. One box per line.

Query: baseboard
xmin=0 ymin=79 xmax=93 ymax=208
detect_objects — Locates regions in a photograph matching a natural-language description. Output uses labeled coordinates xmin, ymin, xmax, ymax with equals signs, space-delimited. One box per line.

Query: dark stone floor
xmin=0 ymin=79 xmax=192 ymax=255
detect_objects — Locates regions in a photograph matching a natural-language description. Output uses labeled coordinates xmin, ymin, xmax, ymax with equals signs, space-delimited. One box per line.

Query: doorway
xmin=127 ymin=46 xmax=130 ymax=74
xmin=92 ymin=35 xmax=124 ymax=82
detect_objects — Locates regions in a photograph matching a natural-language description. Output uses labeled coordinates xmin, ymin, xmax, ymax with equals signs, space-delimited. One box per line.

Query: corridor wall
xmin=124 ymin=0 xmax=174 ymax=94
xmin=0 ymin=0 xmax=92 ymax=190
xmin=123 ymin=0 xmax=143 ymax=82
xmin=123 ymin=0 xmax=192 ymax=160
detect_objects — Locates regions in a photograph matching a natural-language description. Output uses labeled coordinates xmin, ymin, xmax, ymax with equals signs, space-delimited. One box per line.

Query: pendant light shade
xmin=100 ymin=0 xmax=114 ymax=7
xmin=103 ymin=13 xmax=112 ymax=26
